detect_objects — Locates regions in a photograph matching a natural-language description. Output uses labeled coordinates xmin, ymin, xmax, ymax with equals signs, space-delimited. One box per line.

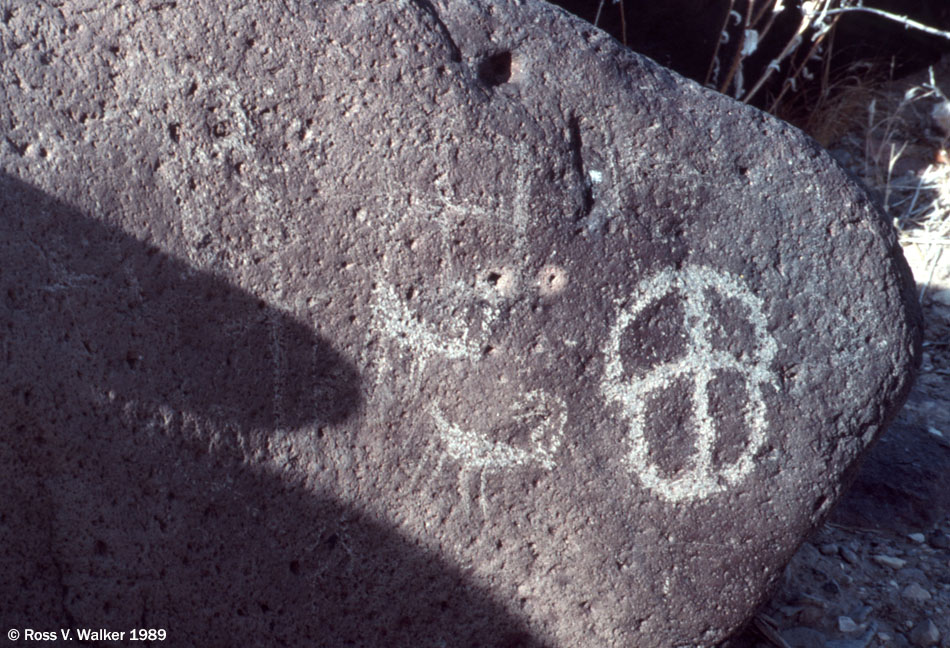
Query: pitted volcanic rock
xmin=0 ymin=1 xmax=920 ymax=646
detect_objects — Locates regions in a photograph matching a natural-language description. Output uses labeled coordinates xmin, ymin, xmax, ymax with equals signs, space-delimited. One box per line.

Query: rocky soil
xmin=726 ymin=56 xmax=950 ymax=648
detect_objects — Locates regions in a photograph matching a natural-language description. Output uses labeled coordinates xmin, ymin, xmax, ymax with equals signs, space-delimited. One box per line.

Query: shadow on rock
xmin=0 ymin=172 xmax=358 ymax=431
xmin=0 ymin=172 xmax=545 ymax=647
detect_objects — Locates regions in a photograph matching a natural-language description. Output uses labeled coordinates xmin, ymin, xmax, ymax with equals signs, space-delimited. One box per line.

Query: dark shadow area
xmin=831 ymin=418 xmax=950 ymax=533
xmin=0 ymin=171 xmax=359 ymax=432
xmin=550 ymin=0 xmax=950 ymax=108
xmin=0 ymin=172 xmax=546 ymax=646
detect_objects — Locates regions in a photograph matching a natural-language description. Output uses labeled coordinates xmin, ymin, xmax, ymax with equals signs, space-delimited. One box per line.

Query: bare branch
xmin=825 ymin=5 xmax=950 ymax=41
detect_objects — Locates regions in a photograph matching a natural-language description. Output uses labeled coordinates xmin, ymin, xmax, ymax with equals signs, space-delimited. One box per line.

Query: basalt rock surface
xmin=0 ymin=1 xmax=921 ymax=646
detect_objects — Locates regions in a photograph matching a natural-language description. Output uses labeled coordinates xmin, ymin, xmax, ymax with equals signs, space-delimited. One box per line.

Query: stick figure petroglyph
xmin=601 ymin=265 xmax=778 ymax=503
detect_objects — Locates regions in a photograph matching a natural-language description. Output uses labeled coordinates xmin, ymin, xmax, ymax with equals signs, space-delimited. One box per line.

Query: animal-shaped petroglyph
xmin=601 ymin=266 xmax=778 ymax=503
xmin=372 ymin=280 xmax=567 ymax=476
xmin=368 ymin=138 xmax=570 ymax=514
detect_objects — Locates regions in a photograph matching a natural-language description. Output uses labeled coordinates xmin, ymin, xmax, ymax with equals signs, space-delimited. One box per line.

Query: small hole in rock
xmin=538 ymin=265 xmax=568 ymax=295
xmin=486 ymin=271 xmax=502 ymax=285
xmin=477 ymin=51 xmax=513 ymax=87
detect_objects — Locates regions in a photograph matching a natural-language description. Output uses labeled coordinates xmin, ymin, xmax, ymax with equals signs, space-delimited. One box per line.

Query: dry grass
xmin=705 ymin=0 xmax=853 ymax=107
xmin=808 ymin=60 xmax=950 ymax=424
xmin=829 ymin=69 xmax=950 ymax=299
xmin=772 ymin=64 xmax=881 ymax=147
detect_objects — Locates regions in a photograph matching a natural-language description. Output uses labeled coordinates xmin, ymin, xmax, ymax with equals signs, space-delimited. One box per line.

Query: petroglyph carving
xmin=601 ymin=266 xmax=778 ymax=502
xmin=373 ymin=280 xmax=483 ymax=364
xmin=372 ymin=281 xmax=566 ymax=473
xmin=429 ymin=389 xmax=566 ymax=470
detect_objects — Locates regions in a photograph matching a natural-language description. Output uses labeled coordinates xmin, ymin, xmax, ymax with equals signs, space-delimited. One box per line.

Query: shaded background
xmin=551 ymin=0 xmax=950 ymax=108
xmin=0 ymin=172 xmax=547 ymax=647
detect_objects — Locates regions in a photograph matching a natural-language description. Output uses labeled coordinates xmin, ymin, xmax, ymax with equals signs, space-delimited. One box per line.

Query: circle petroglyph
xmin=601 ymin=266 xmax=778 ymax=502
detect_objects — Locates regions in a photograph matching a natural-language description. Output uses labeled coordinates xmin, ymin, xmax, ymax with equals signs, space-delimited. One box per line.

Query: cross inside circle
xmin=601 ymin=266 xmax=778 ymax=502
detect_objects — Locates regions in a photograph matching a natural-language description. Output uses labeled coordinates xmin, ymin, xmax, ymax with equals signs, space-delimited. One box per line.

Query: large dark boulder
xmin=0 ymin=1 xmax=920 ymax=645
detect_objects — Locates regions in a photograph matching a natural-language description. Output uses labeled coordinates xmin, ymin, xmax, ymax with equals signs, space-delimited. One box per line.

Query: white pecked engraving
xmin=429 ymin=389 xmax=566 ymax=470
xmin=372 ymin=281 xmax=566 ymax=473
xmin=601 ymin=266 xmax=778 ymax=502
xmin=370 ymin=137 xmax=568 ymax=483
